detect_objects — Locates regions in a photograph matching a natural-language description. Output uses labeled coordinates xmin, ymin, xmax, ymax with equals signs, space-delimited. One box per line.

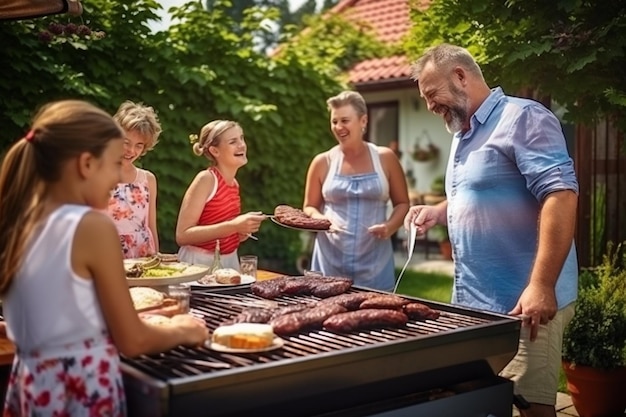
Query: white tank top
xmin=4 ymin=205 xmax=107 ymax=353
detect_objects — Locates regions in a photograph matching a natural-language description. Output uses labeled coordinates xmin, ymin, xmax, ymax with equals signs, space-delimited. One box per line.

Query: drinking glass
xmin=167 ymin=284 xmax=191 ymax=314
xmin=239 ymin=255 xmax=258 ymax=278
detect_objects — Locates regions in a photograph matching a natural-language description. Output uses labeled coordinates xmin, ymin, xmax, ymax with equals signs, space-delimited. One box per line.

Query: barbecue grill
xmin=122 ymin=286 xmax=521 ymax=417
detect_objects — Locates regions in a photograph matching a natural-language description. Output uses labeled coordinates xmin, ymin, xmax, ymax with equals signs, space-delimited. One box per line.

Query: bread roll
xmin=130 ymin=287 xmax=165 ymax=311
xmin=214 ymin=268 xmax=241 ymax=284
xmin=212 ymin=323 xmax=274 ymax=349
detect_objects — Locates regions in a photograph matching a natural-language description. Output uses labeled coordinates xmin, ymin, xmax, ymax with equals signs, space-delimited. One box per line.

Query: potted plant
xmin=561 ymin=241 xmax=626 ymax=417
xmin=423 ymin=175 xmax=446 ymax=205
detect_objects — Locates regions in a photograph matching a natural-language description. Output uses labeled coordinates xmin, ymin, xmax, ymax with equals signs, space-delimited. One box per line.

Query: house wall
xmin=362 ymin=88 xmax=452 ymax=195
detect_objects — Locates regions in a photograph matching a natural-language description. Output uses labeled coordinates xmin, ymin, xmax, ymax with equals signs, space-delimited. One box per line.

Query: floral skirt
xmin=3 ymin=334 xmax=126 ymax=417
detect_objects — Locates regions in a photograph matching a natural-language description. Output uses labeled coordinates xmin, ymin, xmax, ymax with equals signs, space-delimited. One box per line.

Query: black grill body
xmin=122 ymin=287 xmax=520 ymax=416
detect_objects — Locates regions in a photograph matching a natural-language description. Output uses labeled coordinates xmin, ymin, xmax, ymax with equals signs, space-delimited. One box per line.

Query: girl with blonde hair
xmin=176 ymin=120 xmax=266 ymax=270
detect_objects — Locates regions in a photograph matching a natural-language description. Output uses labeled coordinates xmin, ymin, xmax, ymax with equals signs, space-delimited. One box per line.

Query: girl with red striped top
xmin=176 ymin=120 xmax=266 ymax=270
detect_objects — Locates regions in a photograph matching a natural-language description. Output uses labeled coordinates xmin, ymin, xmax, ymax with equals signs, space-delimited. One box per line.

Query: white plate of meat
xmin=192 ymin=274 xmax=256 ymax=287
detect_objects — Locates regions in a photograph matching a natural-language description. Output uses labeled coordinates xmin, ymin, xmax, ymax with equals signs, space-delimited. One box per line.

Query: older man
xmin=404 ymin=43 xmax=578 ymax=417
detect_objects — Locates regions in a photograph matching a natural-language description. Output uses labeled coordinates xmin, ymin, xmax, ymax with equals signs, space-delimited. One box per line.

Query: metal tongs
xmin=393 ymin=222 xmax=417 ymax=294
xmin=197 ymin=292 xmax=278 ymax=309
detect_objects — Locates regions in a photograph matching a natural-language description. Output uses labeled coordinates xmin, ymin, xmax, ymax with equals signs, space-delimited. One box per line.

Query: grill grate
xmin=124 ymin=288 xmax=499 ymax=380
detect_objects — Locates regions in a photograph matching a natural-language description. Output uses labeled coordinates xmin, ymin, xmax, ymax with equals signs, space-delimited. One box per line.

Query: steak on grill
xmin=251 ymin=275 xmax=352 ymax=299
xmin=318 ymin=292 xmax=379 ymax=310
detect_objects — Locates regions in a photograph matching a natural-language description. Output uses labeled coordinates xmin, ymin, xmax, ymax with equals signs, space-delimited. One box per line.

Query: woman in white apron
xmin=304 ymin=91 xmax=409 ymax=291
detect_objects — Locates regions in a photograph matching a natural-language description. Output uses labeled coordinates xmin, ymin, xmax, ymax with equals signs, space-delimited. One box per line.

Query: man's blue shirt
xmin=447 ymin=87 xmax=579 ymax=314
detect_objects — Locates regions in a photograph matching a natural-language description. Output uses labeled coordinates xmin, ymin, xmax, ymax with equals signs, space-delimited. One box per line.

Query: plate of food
xmin=207 ymin=323 xmax=284 ymax=353
xmin=125 ymin=256 xmax=210 ymax=287
xmin=270 ymin=206 xmax=332 ymax=232
xmin=192 ymin=268 xmax=256 ymax=287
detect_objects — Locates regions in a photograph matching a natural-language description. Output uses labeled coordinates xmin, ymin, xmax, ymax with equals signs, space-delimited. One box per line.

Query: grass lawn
xmin=394 ymin=268 xmax=452 ymax=303
xmin=395 ymin=268 xmax=569 ymax=393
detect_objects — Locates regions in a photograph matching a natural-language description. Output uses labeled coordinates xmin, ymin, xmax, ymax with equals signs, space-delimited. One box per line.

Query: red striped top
xmin=196 ymin=167 xmax=241 ymax=255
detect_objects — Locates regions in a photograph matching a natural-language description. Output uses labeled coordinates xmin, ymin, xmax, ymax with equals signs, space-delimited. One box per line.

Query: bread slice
xmin=214 ymin=268 xmax=241 ymax=284
xmin=140 ymin=298 xmax=182 ymax=317
xmin=130 ymin=287 xmax=165 ymax=311
xmin=212 ymin=323 xmax=274 ymax=349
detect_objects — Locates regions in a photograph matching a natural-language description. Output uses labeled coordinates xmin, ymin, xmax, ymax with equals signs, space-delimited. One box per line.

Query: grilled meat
xmin=323 ymin=309 xmax=409 ymax=333
xmin=250 ymin=276 xmax=291 ymax=299
xmin=270 ymin=303 xmax=347 ymax=335
xmin=228 ymin=304 xmax=316 ymax=325
xmin=359 ymin=294 xmax=411 ymax=310
xmin=274 ymin=205 xmax=332 ymax=230
xmin=311 ymin=278 xmax=353 ymax=298
xmin=251 ymin=276 xmax=352 ymax=299
xmin=403 ymin=302 xmax=441 ymax=321
xmin=318 ymin=292 xmax=379 ymax=310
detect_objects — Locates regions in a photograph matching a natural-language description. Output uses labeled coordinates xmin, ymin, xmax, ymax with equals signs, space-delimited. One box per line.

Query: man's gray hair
xmin=410 ymin=43 xmax=484 ymax=81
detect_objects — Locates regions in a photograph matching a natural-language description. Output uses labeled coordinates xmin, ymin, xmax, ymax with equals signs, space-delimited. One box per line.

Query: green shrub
xmin=562 ymin=242 xmax=626 ymax=369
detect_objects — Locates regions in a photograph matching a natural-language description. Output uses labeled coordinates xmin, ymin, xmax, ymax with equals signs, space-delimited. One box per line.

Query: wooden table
xmin=256 ymin=269 xmax=283 ymax=282
xmin=0 ymin=269 xmax=283 ymax=366
xmin=0 ymin=338 xmax=13 ymax=366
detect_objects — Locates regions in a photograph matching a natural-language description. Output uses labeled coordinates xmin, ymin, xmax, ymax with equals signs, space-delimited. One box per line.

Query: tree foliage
xmin=203 ymin=0 xmax=338 ymax=52
xmin=404 ymin=0 xmax=626 ymax=130
xmin=276 ymin=12 xmax=391 ymax=79
xmin=0 ymin=0 xmax=346 ymax=272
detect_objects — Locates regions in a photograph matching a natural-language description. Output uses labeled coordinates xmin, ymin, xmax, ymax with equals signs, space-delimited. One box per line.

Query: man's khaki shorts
xmin=499 ymin=303 xmax=576 ymax=405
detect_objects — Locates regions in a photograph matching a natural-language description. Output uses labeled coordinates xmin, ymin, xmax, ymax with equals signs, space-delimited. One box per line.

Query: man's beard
xmin=444 ymin=83 xmax=469 ymax=134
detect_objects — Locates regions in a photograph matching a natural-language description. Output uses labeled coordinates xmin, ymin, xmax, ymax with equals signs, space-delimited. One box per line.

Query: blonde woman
xmin=176 ymin=120 xmax=266 ymax=270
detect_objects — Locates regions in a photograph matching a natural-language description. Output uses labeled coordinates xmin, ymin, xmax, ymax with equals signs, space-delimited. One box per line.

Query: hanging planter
xmin=411 ymin=130 xmax=440 ymax=162
xmin=412 ymin=143 xmax=439 ymax=162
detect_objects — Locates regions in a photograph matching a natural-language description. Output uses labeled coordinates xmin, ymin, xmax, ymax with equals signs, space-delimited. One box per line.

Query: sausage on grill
xmin=359 ymin=294 xmax=410 ymax=310
xmin=323 ymin=309 xmax=409 ymax=333
xmin=403 ymin=302 xmax=441 ymax=321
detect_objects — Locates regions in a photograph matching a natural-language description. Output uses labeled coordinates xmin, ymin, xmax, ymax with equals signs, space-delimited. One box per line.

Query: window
xmin=365 ymin=101 xmax=398 ymax=147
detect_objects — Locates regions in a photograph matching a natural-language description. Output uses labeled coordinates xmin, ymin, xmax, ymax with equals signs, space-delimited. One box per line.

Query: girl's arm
xmin=74 ymin=211 xmax=208 ymax=357
xmin=146 ymin=170 xmax=159 ymax=253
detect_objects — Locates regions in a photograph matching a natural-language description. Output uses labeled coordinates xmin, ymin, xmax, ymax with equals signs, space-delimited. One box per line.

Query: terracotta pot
xmin=439 ymin=241 xmax=452 ymax=261
xmin=562 ymin=360 xmax=626 ymax=417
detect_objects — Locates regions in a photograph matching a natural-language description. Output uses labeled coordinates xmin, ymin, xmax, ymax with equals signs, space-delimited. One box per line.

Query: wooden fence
xmin=575 ymin=120 xmax=626 ymax=267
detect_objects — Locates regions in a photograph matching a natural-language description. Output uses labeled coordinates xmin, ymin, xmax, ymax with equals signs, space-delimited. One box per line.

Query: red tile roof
xmin=348 ymin=55 xmax=411 ymax=84
xmin=333 ymin=0 xmax=411 ymax=44
xmin=330 ymin=0 xmax=417 ymax=85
